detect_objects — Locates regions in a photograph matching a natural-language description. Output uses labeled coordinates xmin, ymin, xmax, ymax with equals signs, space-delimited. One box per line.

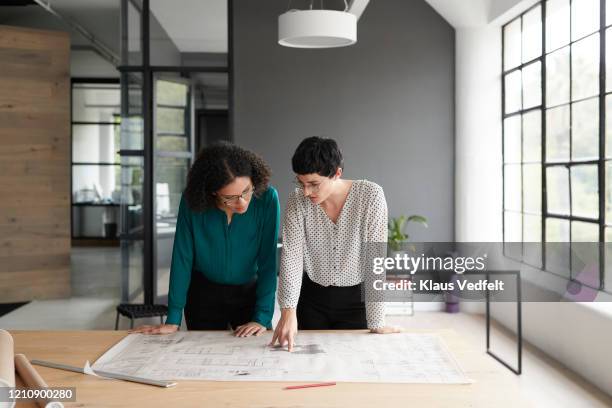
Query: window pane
xmin=157 ymin=80 xmax=188 ymax=107
xmin=546 ymin=46 xmax=570 ymax=107
xmin=605 ymin=226 xmax=612 ymax=292
xmin=572 ymin=98 xmax=599 ymax=160
xmin=156 ymin=107 xmax=185 ymax=134
xmin=119 ymin=154 xmax=144 ymax=301
xmin=73 ymin=165 xmax=120 ymax=203
xmin=504 ymin=116 xmax=521 ymax=163
xmin=524 ymin=214 xmax=542 ymax=241
xmin=125 ymin=73 xmax=143 ymax=116
xmin=571 ymin=0 xmax=600 ymax=40
xmin=572 ymin=221 xmax=599 ymax=241
xmin=546 ymin=218 xmax=569 ymax=240
xmin=192 ymin=72 xmax=229 ymax=110
xmin=155 ymin=155 xmax=190 ymax=301
xmin=545 ymin=218 xmax=570 ymax=277
xmin=124 ymin=239 xmax=144 ymax=300
xmin=607 ymin=28 xmax=612 ymax=93
xmin=547 ymin=0 xmax=570 ymax=51
xmin=524 ymin=164 xmax=542 ymax=214
xmin=73 ymin=124 xmax=120 ymax=163
xmin=546 ymin=105 xmax=570 ymax=162
xmin=571 ymin=34 xmax=600 ymax=101
xmin=120 ymin=156 xmax=144 ymax=208
xmin=523 ymin=5 xmax=542 ymax=62
xmin=155 ymin=157 xmax=189 ymax=218
xmin=607 ymin=96 xmax=612 ymax=158
xmin=523 ymin=61 xmax=542 ymax=109
xmin=121 ymin=72 xmax=144 ymax=150
xmin=547 ymin=166 xmax=570 ymax=215
xmin=607 ymin=162 xmax=612 ymax=223
xmin=120 ymin=116 xmax=144 ymax=151
xmin=505 ymin=211 xmax=523 ymax=242
xmin=504 ymin=18 xmax=522 ymax=70
xmin=571 ymin=165 xmax=599 ymax=219
xmin=504 ymin=164 xmax=522 ymax=211
xmin=571 ymin=221 xmax=600 ymax=287
xmin=505 ymin=71 xmax=522 ymax=113
xmin=156 ymin=136 xmax=189 ymax=152
xmin=122 ymin=0 xmax=142 ymax=66
xmin=524 ymin=213 xmax=542 ymax=267
xmin=72 ymin=84 xmax=120 ymax=122
xmin=523 ymin=111 xmax=541 ymax=162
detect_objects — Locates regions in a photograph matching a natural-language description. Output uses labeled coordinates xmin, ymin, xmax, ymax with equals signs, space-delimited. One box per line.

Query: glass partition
xmin=71 ymin=81 xmax=121 ymax=240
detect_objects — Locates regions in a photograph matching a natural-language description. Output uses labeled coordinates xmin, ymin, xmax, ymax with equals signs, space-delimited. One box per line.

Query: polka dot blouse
xmin=278 ymin=179 xmax=388 ymax=329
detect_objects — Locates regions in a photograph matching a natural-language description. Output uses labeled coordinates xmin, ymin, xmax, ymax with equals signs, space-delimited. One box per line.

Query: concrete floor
xmin=0 ymin=247 xmax=611 ymax=407
xmin=0 ymin=247 xmax=154 ymax=330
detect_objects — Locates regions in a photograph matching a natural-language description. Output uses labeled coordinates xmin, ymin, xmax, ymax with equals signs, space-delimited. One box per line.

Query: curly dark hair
xmin=292 ymin=136 xmax=344 ymax=177
xmin=184 ymin=142 xmax=272 ymax=211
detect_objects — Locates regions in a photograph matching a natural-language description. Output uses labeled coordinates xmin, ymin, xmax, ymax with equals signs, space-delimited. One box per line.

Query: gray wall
xmin=232 ymin=0 xmax=455 ymax=241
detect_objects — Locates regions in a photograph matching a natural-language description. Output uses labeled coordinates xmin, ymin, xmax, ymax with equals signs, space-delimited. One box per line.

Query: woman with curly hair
xmin=131 ymin=142 xmax=280 ymax=337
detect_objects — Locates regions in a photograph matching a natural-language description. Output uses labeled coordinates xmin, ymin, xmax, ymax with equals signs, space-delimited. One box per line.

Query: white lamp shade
xmin=278 ymin=10 xmax=357 ymax=48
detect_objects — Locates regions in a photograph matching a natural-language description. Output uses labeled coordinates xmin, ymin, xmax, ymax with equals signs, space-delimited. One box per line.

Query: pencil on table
xmin=284 ymin=382 xmax=336 ymax=390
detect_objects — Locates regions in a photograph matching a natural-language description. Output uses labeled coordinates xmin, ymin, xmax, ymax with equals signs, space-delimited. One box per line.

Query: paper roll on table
xmin=15 ymin=355 xmax=64 ymax=408
xmin=0 ymin=329 xmax=15 ymax=408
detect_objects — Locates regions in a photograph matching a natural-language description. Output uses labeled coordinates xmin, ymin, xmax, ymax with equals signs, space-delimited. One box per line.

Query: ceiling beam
xmin=33 ymin=0 xmax=120 ymax=66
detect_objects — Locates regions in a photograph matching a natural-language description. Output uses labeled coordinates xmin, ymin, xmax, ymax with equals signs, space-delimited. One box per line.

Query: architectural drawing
xmin=91 ymin=332 xmax=470 ymax=384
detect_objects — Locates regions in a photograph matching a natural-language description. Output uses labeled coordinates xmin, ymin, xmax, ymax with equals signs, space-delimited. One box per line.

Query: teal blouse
xmin=165 ymin=186 xmax=280 ymax=328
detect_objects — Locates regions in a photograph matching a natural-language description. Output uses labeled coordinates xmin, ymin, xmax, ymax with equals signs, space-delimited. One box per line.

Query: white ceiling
xmin=150 ymin=0 xmax=227 ymax=53
xmin=8 ymin=0 xmax=533 ymax=53
xmin=424 ymin=0 xmax=536 ymax=28
xmin=424 ymin=0 xmax=489 ymax=28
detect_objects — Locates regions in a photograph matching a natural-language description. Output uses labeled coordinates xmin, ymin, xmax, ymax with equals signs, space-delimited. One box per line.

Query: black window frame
xmin=501 ymin=0 xmax=610 ymax=293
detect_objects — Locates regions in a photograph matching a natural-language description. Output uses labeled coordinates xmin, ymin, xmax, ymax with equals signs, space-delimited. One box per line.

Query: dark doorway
xmin=196 ymin=109 xmax=229 ymax=153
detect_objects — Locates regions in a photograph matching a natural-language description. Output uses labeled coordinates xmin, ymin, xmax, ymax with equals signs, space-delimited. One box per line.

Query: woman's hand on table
xmin=234 ymin=322 xmax=266 ymax=337
xmin=370 ymin=326 xmax=403 ymax=334
xmin=129 ymin=324 xmax=179 ymax=335
xmin=269 ymin=308 xmax=298 ymax=351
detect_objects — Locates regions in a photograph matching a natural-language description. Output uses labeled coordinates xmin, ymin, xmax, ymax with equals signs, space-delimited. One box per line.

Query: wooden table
xmin=9 ymin=330 xmax=528 ymax=408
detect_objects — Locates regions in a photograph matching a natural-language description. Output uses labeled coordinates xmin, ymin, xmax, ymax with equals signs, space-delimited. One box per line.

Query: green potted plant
xmin=388 ymin=215 xmax=428 ymax=252
xmin=387 ymin=215 xmax=428 ymax=316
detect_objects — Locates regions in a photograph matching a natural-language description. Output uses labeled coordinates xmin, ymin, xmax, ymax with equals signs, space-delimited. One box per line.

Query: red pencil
xmin=283 ymin=382 xmax=337 ymax=390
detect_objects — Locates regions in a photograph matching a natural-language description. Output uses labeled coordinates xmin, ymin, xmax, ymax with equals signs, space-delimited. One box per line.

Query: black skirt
xmin=296 ymin=273 xmax=367 ymax=330
xmin=184 ymin=269 xmax=257 ymax=330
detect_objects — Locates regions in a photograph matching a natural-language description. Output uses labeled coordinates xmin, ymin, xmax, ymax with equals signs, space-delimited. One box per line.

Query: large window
xmin=502 ymin=0 xmax=612 ymax=292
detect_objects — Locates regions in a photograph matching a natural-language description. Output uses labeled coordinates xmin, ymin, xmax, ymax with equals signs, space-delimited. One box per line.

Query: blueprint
xmin=91 ymin=332 xmax=470 ymax=384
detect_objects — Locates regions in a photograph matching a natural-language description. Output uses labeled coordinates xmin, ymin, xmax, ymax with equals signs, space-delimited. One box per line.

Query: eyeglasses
xmin=292 ymin=178 xmax=323 ymax=194
xmin=218 ymin=186 xmax=255 ymax=205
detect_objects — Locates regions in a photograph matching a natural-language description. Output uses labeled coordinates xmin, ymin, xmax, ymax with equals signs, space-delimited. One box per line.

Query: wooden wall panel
xmin=0 ymin=25 xmax=71 ymax=302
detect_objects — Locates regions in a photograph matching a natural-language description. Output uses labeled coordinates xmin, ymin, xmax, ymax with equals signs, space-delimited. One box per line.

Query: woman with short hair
xmin=271 ymin=137 xmax=399 ymax=351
